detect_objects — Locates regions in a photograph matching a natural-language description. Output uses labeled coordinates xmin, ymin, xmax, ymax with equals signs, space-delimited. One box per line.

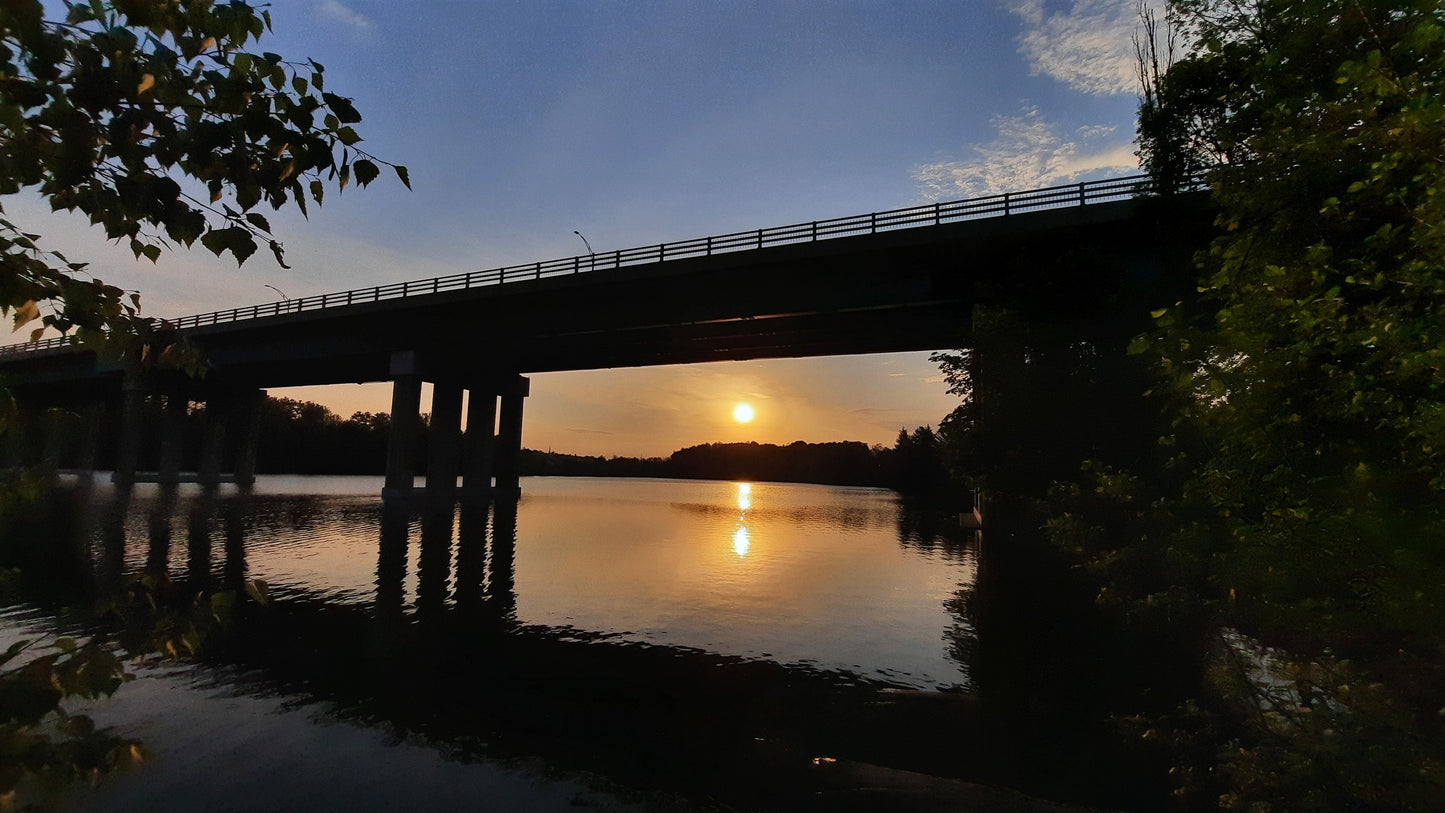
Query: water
xmin=4 ymin=475 xmax=982 ymax=811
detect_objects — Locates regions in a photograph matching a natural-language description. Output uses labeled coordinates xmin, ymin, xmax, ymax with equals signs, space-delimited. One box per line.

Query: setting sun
xmin=733 ymin=403 xmax=755 ymax=423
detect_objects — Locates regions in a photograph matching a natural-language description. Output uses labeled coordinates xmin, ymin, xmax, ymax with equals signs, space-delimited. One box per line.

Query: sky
xmin=7 ymin=0 xmax=1160 ymax=458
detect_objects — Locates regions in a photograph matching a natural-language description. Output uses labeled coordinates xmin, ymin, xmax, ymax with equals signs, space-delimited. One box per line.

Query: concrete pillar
xmin=492 ymin=376 xmax=529 ymax=497
xmin=462 ymin=390 xmax=497 ymax=497
xmin=112 ymin=378 xmax=147 ymax=487
xmin=156 ymin=393 xmax=188 ymax=487
xmin=38 ymin=407 xmax=66 ymax=474
xmin=232 ymin=390 xmax=264 ymax=488
xmin=75 ymin=402 xmax=103 ymax=485
xmin=425 ymin=379 xmax=464 ymax=496
xmin=198 ymin=396 xmax=229 ymax=490
xmin=384 ymin=352 xmax=423 ymax=497
xmin=0 ymin=405 xmax=24 ymax=471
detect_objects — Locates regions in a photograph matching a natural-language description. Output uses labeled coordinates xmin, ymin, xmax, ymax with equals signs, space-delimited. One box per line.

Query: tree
xmin=0 ymin=0 xmax=407 ymax=357
xmin=1140 ymin=0 xmax=1445 ymax=654
xmin=1125 ymin=1 xmax=1445 ymax=806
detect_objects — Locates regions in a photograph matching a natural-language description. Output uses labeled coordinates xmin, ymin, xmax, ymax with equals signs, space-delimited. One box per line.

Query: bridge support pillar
xmin=74 ymin=402 xmax=103 ymax=485
xmin=156 ymin=393 xmax=188 ymax=487
xmin=198 ymin=395 xmax=229 ymax=490
xmin=384 ymin=352 xmax=423 ymax=498
xmin=232 ymin=390 xmax=263 ymax=488
xmin=112 ymin=377 xmax=147 ymax=487
xmin=38 ymin=408 xmax=67 ymax=475
xmin=462 ymin=390 xmax=497 ymax=497
xmin=426 ymin=379 xmax=464 ymax=496
xmin=493 ymin=376 xmax=529 ymax=498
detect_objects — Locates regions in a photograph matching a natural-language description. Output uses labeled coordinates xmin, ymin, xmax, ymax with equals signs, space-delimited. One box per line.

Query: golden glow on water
xmin=105 ymin=475 xmax=976 ymax=689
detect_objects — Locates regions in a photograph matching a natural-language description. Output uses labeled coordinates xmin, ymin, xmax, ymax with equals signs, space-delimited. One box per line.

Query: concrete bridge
xmin=0 ymin=174 xmax=1212 ymax=498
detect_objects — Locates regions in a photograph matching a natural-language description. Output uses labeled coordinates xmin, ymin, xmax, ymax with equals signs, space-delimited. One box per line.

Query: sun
xmin=733 ymin=403 xmax=755 ymax=423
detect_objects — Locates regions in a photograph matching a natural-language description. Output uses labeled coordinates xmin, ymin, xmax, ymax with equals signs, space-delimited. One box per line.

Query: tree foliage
xmin=1139 ymin=0 xmax=1445 ymax=652
xmin=0 ymin=0 xmax=407 ymax=355
xmin=1117 ymin=0 xmax=1445 ymax=806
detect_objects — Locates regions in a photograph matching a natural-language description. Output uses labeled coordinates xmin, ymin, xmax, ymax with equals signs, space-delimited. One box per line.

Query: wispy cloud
xmin=912 ymin=107 xmax=1138 ymax=200
xmin=318 ymin=0 xmax=374 ymax=30
xmin=849 ymin=407 xmax=905 ymax=418
xmin=1005 ymin=0 xmax=1163 ymax=96
xmin=567 ymin=427 xmax=614 ymax=435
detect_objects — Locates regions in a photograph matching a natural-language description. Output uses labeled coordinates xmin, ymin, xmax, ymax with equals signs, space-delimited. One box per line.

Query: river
xmin=4 ymin=475 xmax=1013 ymax=811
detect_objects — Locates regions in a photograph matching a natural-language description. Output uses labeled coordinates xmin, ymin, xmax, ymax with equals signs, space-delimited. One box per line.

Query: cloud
xmin=1005 ymin=0 xmax=1164 ymax=96
xmin=912 ymin=107 xmax=1138 ymax=199
xmin=849 ymin=408 xmax=905 ymax=418
xmin=567 ymin=427 xmax=614 ymax=435
xmin=318 ymin=0 xmax=374 ymax=30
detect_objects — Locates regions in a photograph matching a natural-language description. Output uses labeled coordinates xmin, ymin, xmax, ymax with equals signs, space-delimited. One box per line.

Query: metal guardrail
xmin=0 ymin=172 xmax=1202 ymax=358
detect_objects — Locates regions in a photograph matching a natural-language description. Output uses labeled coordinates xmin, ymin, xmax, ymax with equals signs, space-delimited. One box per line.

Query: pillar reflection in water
xmin=416 ymin=501 xmax=455 ymax=619
xmin=146 ymin=488 xmax=179 ymax=575
xmin=487 ymin=498 xmax=518 ymax=619
xmin=373 ymin=497 xmax=517 ymax=622
xmin=98 ymin=489 xmax=132 ymax=591
xmin=222 ymin=496 xmax=249 ymax=591
xmin=186 ymin=496 xmax=215 ymax=589
xmin=453 ymin=499 xmax=491 ymax=617
xmin=375 ymin=502 xmax=409 ymax=622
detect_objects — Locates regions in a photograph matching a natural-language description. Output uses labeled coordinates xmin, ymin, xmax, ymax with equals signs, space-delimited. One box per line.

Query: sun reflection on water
xmin=734 ymin=482 xmax=752 ymax=557
xmin=733 ymin=526 xmax=750 ymax=557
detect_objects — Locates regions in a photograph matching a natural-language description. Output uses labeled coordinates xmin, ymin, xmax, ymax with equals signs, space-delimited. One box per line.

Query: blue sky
xmin=9 ymin=0 xmax=1158 ymax=456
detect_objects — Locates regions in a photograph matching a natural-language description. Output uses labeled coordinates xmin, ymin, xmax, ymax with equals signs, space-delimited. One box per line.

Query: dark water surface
xmin=5 ymin=476 xmax=1013 ymax=812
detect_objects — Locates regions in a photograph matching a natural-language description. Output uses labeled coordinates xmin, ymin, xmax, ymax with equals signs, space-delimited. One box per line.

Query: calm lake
xmin=3 ymin=475 xmax=994 ymax=811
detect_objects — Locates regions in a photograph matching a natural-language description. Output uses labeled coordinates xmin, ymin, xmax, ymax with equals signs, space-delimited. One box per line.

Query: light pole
xmin=264 ymin=284 xmax=289 ymax=301
xmin=573 ymin=230 xmax=595 ymax=269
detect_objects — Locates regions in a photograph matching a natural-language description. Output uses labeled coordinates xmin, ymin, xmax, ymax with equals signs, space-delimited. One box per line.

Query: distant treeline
xmin=243 ymin=396 xmax=952 ymax=495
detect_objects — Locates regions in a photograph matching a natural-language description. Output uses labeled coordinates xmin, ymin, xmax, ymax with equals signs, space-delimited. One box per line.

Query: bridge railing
xmin=0 ymin=172 xmax=1203 ymax=357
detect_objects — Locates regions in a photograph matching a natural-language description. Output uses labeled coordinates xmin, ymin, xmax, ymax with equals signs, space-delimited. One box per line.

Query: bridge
xmin=0 ymin=174 xmax=1212 ymax=498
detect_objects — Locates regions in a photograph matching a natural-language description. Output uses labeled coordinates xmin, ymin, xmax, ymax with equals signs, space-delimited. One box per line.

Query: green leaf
xmin=200 ymin=229 xmax=228 ymax=257
xmin=321 ymin=92 xmax=362 ymax=124
xmin=353 ymin=159 xmax=379 ymax=187
xmin=245 ymin=579 xmax=270 ymax=605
